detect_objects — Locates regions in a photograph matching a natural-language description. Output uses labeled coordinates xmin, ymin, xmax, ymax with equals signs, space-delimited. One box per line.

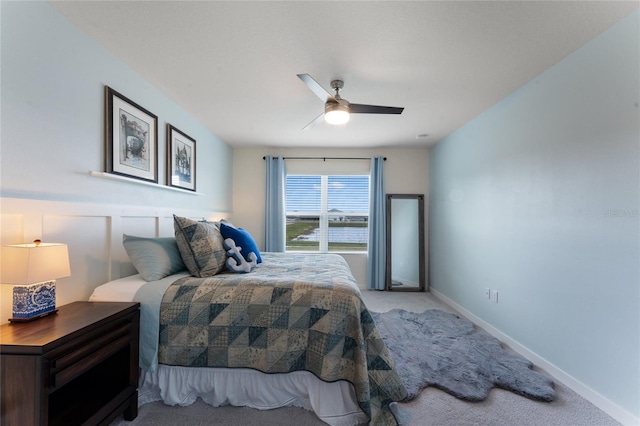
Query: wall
xmin=232 ymin=148 xmax=429 ymax=289
xmin=429 ymin=11 xmax=639 ymax=423
xmin=1 ymin=1 xmax=232 ymax=208
xmin=0 ymin=2 xmax=233 ymax=321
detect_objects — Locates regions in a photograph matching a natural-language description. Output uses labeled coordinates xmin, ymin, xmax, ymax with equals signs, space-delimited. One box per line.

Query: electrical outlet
xmin=484 ymin=288 xmax=491 ymax=299
xmin=491 ymin=290 xmax=499 ymax=303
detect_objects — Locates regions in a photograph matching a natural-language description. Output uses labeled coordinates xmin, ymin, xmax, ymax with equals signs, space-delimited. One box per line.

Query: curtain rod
xmin=263 ymin=156 xmax=386 ymax=161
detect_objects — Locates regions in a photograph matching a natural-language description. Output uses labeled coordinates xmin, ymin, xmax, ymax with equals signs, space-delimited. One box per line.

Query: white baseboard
xmin=430 ymin=288 xmax=639 ymax=426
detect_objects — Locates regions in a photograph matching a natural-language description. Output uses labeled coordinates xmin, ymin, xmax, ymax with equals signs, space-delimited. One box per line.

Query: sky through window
xmin=286 ymin=175 xmax=369 ymax=213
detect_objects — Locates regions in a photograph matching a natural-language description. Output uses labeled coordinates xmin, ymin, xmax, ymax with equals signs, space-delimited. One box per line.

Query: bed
xmin=89 ymin=217 xmax=407 ymax=425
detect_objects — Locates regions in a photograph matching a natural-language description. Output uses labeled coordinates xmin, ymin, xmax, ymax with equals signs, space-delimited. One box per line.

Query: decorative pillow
xmin=123 ymin=234 xmax=186 ymax=281
xmin=219 ymin=218 xmax=235 ymax=228
xmin=219 ymin=222 xmax=262 ymax=264
xmin=173 ymin=215 xmax=227 ymax=277
xmin=223 ymin=238 xmax=258 ymax=273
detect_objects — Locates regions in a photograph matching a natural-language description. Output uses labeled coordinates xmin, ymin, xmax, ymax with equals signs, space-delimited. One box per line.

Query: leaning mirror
xmin=385 ymin=194 xmax=425 ymax=292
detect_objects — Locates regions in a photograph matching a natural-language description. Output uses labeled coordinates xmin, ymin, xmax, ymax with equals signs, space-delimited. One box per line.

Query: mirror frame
xmin=385 ymin=194 xmax=425 ymax=292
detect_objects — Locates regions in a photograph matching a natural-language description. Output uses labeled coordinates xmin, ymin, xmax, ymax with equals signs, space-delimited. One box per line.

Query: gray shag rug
xmin=372 ymin=309 xmax=557 ymax=403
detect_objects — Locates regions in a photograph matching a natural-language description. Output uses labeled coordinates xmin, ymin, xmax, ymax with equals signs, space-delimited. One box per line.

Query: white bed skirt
xmin=138 ymin=365 xmax=368 ymax=426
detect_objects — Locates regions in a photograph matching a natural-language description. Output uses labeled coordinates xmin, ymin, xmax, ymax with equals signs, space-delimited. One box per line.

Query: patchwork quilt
xmin=158 ymin=253 xmax=407 ymax=425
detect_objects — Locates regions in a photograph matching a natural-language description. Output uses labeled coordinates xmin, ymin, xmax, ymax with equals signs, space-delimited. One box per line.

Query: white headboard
xmin=0 ymin=197 xmax=227 ymax=324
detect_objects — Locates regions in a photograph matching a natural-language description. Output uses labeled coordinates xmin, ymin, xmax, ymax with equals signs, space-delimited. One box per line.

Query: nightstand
xmin=0 ymin=301 xmax=140 ymax=426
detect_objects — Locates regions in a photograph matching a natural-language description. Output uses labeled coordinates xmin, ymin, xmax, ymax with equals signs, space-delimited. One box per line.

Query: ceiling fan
xmin=297 ymin=73 xmax=404 ymax=130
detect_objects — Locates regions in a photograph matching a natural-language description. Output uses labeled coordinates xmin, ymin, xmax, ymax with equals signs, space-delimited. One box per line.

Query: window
xmin=286 ymin=175 xmax=369 ymax=252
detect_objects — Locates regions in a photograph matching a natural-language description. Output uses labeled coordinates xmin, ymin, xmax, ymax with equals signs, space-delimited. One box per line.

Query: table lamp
xmin=1 ymin=240 xmax=70 ymax=322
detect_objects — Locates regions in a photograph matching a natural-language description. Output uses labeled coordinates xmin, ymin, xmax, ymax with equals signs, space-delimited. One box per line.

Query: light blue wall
xmin=1 ymin=1 xmax=232 ymax=211
xmin=429 ymin=10 xmax=639 ymax=419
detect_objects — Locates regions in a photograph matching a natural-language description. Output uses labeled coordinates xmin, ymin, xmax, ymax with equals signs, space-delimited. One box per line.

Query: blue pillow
xmin=123 ymin=234 xmax=186 ymax=281
xmin=219 ymin=223 xmax=262 ymax=264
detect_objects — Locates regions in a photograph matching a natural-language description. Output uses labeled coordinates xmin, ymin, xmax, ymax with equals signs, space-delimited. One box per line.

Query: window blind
xmin=286 ymin=175 xmax=369 ymax=253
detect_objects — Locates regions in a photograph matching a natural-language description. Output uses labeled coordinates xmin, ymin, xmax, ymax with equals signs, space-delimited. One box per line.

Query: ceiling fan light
xmin=324 ymin=103 xmax=350 ymax=125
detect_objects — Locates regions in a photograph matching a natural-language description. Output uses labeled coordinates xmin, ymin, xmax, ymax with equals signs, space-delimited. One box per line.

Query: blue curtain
xmin=264 ymin=156 xmax=287 ymax=252
xmin=367 ymin=157 xmax=386 ymax=290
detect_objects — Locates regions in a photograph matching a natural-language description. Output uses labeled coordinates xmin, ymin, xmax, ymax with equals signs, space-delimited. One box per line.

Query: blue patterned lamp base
xmin=10 ymin=280 xmax=58 ymax=322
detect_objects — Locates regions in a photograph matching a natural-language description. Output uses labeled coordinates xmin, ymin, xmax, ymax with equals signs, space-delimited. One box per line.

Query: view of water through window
xmin=292 ymin=226 xmax=369 ymax=243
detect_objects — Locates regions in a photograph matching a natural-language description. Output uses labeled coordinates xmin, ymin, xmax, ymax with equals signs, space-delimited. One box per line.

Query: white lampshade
xmin=324 ymin=103 xmax=350 ymax=125
xmin=2 ymin=243 xmax=70 ymax=285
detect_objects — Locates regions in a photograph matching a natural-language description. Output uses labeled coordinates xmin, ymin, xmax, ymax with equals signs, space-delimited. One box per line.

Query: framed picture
xmin=167 ymin=124 xmax=196 ymax=191
xmin=105 ymin=86 xmax=158 ymax=183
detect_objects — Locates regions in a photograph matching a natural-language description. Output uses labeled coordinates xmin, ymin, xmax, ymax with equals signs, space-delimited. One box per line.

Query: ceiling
xmin=50 ymin=1 xmax=638 ymax=149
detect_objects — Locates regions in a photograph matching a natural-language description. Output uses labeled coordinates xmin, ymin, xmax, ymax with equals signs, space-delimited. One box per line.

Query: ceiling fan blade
xmin=349 ymin=104 xmax=404 ymax=114
xmin=297 ymin=74 xmax=335 ymax=102
xmin=302 ymin=112 xmax=325 ymax=131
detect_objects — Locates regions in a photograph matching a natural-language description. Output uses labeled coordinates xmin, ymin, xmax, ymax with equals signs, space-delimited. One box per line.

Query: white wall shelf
xmin=89 ymin=171 xmax=204 ymax=196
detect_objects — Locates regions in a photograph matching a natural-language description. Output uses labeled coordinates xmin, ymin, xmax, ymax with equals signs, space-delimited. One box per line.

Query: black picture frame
xmin=105 ymin=86 xmax=158 ymax=183
xmin=167 ymin=124 xmax=196 ymax=191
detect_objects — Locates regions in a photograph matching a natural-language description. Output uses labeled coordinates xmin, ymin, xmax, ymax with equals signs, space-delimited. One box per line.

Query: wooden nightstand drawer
xmin=0 ymin=301 xmax=140 ymax=426
xmin=51 ymin=320 xmax=132 ymax=388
